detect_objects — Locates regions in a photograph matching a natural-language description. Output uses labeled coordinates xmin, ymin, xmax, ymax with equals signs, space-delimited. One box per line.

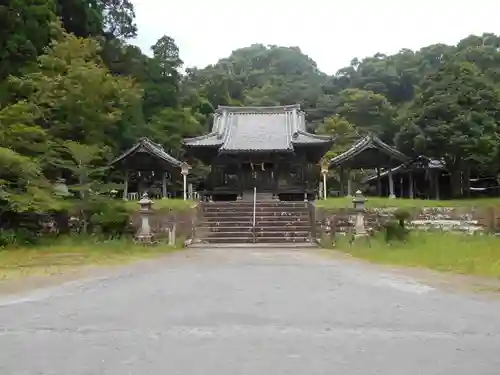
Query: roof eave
xmin=110 ymin=137 xmax=182 ymax=168
xmin=329 ymin=134 xmax=408 ymax=167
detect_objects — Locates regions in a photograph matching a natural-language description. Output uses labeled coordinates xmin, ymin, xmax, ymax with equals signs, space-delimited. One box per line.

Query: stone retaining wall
xmin=315 ymin=206 xmax=500 ymax=238
xmin=129 ymin=207 xmax=199 ymax=244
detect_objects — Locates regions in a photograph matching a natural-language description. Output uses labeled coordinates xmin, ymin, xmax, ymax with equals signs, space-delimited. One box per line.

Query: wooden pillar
xmin=273 ymin=158 xmax=279 ymax=200
xmin=339 ymin=167 xmax=345 ymax=196
xmin=123 ymin=170 xmax=129 ymax=200
xmin=408 ymin=171 xmax=414 ymax=199
xmin=376 ymin=168 xmax=382 ymax=196
xmin=347 ymin=170 xmax=353 ymax=197
xmin=162 ymin=171 xmax=167 ymax=198
xmin=237 ymin=161 xmax=243 ymax=200
xmin=388 ymin=167 xmax=395 ymax=198
xmin=434 ymin=171 xmax=440 ymax=200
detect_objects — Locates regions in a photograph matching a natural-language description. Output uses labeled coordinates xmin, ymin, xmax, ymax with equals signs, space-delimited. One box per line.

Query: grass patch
xmin=124 ymin=198 xmax=197 ymax=212
xmin=316 ymin=196 xmax=500 ymax=209
xmin=0 ymin=237 xmax=180 ymax=281
xmin=334 ymin=232 xmax=500 ymax=278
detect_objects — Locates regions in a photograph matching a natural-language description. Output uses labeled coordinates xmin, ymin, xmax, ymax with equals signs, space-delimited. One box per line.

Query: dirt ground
xmin=1 ymin=248 xmax=500 ymax=300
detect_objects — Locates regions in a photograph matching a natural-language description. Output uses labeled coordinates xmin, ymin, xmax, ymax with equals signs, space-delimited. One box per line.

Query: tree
xmin=0 ymin=101 xmax=50 ymax=157
xmin=147 ymin=108 xmax=204 ymax=158
xmin=52 ymin=141 xmax=116 ymax=234
xmin=0 ymin=147 xmax=61 ymax=221
xmin=142 ymin=35 xmax=184 ymax=118
xmin=0 ymin=0 xmax=57 ymax=81
xmin=333 ymin=88 xmax=396 ymax=142
xmin=55 ymin=0 xmax=102 ymax=37
xmin=396 ymin=59 xmax=500 ymax=196
xmin=7 ymin=30 xmax=143 ymax=151
xmin=316 ymin=115 xmax=359 ymax=160
xmin=183 ymin=44 xmax=325 ymax=110
xmin=97 ymin=0 xmax=137 ymax=40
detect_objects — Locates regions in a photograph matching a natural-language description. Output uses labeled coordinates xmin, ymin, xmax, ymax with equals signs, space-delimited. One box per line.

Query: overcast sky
xmin=130 ymin=0 xmax=500 ymax=75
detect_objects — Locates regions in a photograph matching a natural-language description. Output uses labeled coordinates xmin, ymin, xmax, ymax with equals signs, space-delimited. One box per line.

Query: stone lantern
xmin=352 ymin=190 xmax=367 ymax=238
xmin=53 ymin=178 xmax=71 ymax=197
xmin=136 ymin=193 xmax=154 ymax=244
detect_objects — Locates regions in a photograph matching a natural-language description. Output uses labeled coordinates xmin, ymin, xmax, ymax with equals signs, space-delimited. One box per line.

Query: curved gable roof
xmin=329 ymin=133 xmax=409 ymax=169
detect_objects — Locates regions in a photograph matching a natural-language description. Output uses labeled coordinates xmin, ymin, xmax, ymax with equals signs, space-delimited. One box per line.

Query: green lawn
xmin=333 ymin=232 xmax=500 ymax=278
xmin=0 ymin=238 xmax=179 ymax=280
xmin=316 ymin=196 xmax=500 ymax=209
xmin=124 ymin=198 xmax=197 ymax=212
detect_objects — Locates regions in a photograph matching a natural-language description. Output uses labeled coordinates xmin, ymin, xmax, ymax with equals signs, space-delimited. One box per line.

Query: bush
xmin=383 ymin=209 xmax=411 ymax=243
xmin=393 ymin=208 xmax=411 ymax=228
xmin=90 ymin=200 xmax=133 ymax=239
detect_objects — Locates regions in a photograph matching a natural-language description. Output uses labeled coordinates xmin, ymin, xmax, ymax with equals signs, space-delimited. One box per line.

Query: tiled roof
xmin=111 ymin=137 xmax=183 ymax=167
xmin=329 ymin=133 xmax=409 ymax=168
xmin=183 ymin=104 xmax=333 ymax=153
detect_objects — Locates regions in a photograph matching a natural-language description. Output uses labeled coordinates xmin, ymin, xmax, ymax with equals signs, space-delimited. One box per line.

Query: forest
xmin=2 ymin=0 xmax=500 ymax=243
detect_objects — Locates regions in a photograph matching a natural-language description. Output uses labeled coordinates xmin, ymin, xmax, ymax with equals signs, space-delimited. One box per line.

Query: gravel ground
xmin=1 ymin=247 xmax=500 ymax=375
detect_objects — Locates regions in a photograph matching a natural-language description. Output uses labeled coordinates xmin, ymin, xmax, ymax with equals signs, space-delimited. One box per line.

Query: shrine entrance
xmin=245 ymin=162 xmax=274 ymax=192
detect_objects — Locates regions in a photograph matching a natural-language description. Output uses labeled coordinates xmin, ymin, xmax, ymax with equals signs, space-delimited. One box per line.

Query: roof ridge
xmin=329 ymin=132 xmax=408 ymax=167
xmin=111 ymin=137 xmax=182 ymax=167
xmin=296 ymin=130 xmax=334 ymax=140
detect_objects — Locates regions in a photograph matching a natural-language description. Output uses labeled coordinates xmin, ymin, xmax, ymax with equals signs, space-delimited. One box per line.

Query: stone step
xmin=201 ymin=225 xmax=311 ymax=231
xmin=202 ymin=211 xmax=309 ymax=218
xmin=189 ymin=243 xmax=318 ymax=249
xmin=203 ymin=230 xmax=310 ymax=238
xmin=201 ymin=219 xmax=310 ymax=225
xmin=201 ymin=202 xmax=309 ymax=209
xmin=255 ymin=226 xmax=311 ymax=232
xmin=203 ymin=207 xmax=308 ymax=212
xmin=203 ymin=207 xmax=309 ymax=213
xmin=198 ymin=221 xmax=310 ymax=228
xmin=198 ymin=236 xmax=311 ymax=244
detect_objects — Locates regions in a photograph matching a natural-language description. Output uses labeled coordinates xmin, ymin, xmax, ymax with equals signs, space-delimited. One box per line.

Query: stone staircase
xmin=195 ymin=201 xmax=312 ymax=244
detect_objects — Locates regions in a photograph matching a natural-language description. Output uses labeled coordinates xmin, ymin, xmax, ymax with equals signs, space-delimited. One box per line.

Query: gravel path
xmin=1 ymin=247 xmax=500 ymax=375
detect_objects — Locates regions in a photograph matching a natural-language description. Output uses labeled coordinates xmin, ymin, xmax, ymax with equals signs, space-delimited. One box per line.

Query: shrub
xmin=383 ymin=209 xmax=411 ymax=243
xmin=90 ymin=200 xmax=133 ymax=239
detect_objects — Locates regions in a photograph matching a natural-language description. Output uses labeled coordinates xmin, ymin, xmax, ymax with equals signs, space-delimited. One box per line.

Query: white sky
xmin=130 ymin=0 xmax=500 ymax=74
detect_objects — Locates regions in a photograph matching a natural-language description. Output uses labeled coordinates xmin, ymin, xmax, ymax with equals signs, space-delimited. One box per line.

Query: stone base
xmin=134 ymin=234 xmax=155 ymax=245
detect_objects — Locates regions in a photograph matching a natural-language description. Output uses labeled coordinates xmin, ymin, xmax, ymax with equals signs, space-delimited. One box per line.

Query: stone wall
xmin=314 ymin=206 xmax=500 ymax=238
xmin=129 ymin=206 xmax=199 ymax=244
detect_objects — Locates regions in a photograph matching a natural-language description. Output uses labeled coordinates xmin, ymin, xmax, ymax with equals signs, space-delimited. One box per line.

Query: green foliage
xmin=393 ymin=208 xmax=411 ymax=228
xmin=0 ymin=0 xmax=57 ymax=80
xmin=382 ymin=220 xmax=409 ymax=243
xmin=183 ymin=44 xmax=325 ymax=109
xmin=0 ymin=147 xmax=61 ymax=213
xmin=7 ymin=30 xmax=143 ymax=151
xmin=317 ymin=115 xmax=359 ymax=160
xmin=382 ymin=209 xmax=411 ymax=243
xmin=90 ymin=199 xmax=131 ymax=239
xmin=334 ymin=232 xmax=500 ymax=278
xmin=2 ymin=0 xmax=500 ymax=248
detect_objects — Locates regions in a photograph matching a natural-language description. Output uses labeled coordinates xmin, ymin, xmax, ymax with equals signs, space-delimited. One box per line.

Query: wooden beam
xmin=409 ymin=172 xmax=414 ymax=199
xmin=123 ymin=170 xmax=129 ymax=200
xmin=376 ymin=168 xmax=382 ymax=196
